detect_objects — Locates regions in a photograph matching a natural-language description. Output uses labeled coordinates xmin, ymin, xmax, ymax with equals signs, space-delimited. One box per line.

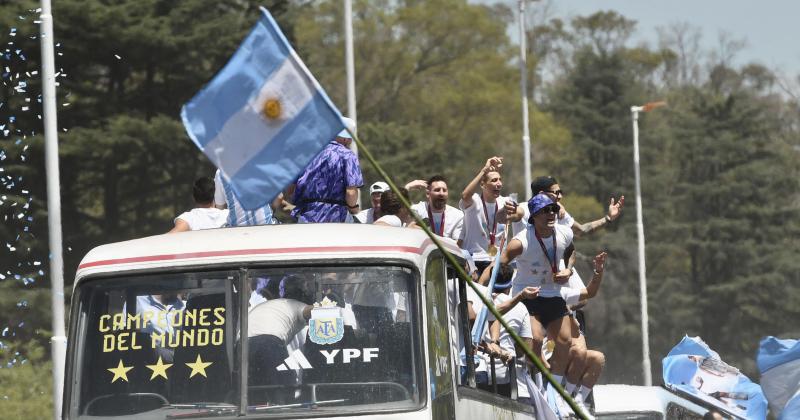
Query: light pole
xmin=518 ymin=0 xmax=532 ymax=199
xmin=40 ymin=0 xmax=66 ymax=418
xmin=630 ymin=101 xmax=665 ymax=387
xmin=344 ymin=0 xmax=360 ymax=206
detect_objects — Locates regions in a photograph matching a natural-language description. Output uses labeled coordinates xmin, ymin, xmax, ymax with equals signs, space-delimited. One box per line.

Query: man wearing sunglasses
xmin=488 ymin=193 xmax=585 ymax=407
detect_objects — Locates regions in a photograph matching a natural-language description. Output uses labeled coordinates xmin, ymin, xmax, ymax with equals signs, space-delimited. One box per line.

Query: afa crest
xmin=308 ymin=297 xmax=344 ymax=345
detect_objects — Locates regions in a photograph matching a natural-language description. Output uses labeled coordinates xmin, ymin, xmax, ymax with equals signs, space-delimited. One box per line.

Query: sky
xmin=482 ymin=0 xmax=800 ymax=77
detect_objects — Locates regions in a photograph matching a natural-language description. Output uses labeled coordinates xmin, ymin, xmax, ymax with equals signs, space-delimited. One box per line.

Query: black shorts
xmin=522 ymin=297 xmax=569 ymax=328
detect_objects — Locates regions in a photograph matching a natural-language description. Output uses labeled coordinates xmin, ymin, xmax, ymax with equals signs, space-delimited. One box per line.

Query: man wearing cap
xmin=355 ymin=181 xmax=389 ymax=224
xmin=490 ymin=193 xmax=588 ymax=406
xmin=459 ymin=157 xmax=524 ymax=275
xmin=408 ymin=175 xmax=464 ymax=241
xmin=288 ymin=117 xmax=364 ymax=223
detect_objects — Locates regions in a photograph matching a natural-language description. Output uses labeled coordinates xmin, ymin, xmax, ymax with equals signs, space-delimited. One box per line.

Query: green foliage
xmin=0 ymin=336 xmax=53 ymax=419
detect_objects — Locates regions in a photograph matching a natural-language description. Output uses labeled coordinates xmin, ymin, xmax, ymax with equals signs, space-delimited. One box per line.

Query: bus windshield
xmin=70 ymin=265 xmax=421 ymax=419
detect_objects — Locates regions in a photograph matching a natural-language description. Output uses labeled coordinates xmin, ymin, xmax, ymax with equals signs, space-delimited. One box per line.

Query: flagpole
xmin=518 ymin=0 xmax=532 ymax=200
xmin=630 ymin=105 xmax=651 ymax=386
xmin=40 ymin=0 xmax=66 ymax=418
xmin=343 ymin=0 xmax=360 ymax=207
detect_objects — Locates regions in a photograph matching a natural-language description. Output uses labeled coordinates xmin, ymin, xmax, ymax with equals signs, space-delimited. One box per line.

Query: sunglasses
xmin=547 ymin=189 xmax=563 ymax=196
xmin=535 ymin=204 xmax=560 ymax=215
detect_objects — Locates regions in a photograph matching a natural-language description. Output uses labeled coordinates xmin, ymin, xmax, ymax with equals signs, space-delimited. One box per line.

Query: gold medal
xmin=488 ymin=244 xmax=498 ymax=256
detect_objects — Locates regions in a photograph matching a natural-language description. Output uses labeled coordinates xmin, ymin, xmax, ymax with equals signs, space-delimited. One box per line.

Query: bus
xmin=63 ymin=224 xmax=545 ymax=419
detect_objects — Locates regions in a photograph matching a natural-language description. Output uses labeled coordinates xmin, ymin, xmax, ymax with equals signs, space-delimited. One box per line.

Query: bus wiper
xmin=166 ymin=403 xmax=237 ymax=419
xmin=248 ymin=399 xmax=347 ymax=412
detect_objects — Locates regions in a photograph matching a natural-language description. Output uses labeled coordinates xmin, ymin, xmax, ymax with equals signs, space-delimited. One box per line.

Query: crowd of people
xmin=167 ymin=118 xmax=625 ymax=417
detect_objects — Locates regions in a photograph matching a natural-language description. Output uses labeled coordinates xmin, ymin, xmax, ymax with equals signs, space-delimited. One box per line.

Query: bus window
xmin=426 ymin=255 xmax=455 ymax=418
xmin=70 ymin=271 xmax=240 ymax=418
xmin=246 ymin=265 xmax=422 ymax=415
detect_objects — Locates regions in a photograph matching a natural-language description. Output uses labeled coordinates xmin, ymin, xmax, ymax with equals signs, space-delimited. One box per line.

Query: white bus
xmin=63 ymin=224 xmax=544 ymax=419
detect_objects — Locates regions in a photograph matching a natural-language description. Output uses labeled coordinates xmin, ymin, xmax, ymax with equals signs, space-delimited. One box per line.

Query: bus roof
xmin=75 ymin=224 xmax=462 ymax=284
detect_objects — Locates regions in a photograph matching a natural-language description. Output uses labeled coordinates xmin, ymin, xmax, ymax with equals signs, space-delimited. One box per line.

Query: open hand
xmin=608 ymin=196 xmax=625 ymax=221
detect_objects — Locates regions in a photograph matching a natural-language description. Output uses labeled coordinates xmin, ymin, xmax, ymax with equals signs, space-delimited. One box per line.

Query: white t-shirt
xmin=247 ymin=298 xmax=307 ymax=343
xmin=374 ymin=214 xmax=403 ymax=227
xmin=175 ymin=207 xmax=229 ymax=231
xmin=490 ymin=293 xmax=533 ymax=384
xmin=510 ymin=224 xmax=574 ymax=298
xmin=459 ymin=193 xmax=510 ymax=262
xmin=410 ymin=201 xmax=464 ymax=241
xmin=562 ymin=270 xmax=585 ymax=307
xmin=355 ymin=208 xmax=376 ymax=224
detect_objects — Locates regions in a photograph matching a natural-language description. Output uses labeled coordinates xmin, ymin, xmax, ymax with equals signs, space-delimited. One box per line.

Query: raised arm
xmin=571 ymin=196 xmax=625 ymax=238
xmin=580 ymin=251 xmax=607 ymax=300
xmin=461 ymin=156 xmax=503 ymax=207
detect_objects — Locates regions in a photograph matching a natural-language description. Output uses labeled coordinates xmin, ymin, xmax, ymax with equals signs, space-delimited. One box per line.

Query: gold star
xmin=108 ymin=359 xmax=133 ymax=383
xmin=145 ymin=356 xmax=173 ymax=380
xmin=185 ymin=354 xmax=213 ymax=378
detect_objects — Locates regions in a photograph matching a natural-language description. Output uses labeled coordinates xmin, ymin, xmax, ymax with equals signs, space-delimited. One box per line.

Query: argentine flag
xmin=662 ymin=336 xmax=767 ymax=420
xmin=182 ymin=7 xmax=345 ymax=210
xmin=758 ymin=336 xmax=800 ymax=420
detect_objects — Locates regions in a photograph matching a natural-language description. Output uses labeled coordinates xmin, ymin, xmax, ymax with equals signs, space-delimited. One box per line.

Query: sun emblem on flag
xmin=262 ymin=98 xmax=282 ymax=120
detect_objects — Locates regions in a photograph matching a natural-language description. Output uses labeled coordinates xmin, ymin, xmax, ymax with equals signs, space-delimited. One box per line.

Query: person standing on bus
xmin=409 ymin=175 xmax=464 ymax=241
xmin=355 ymin=181 xmax=389 ymax=223
xmin=288 ymin=117 xmax=364 ymax=223
xmin=459 ymin=156 xmax=523 ymax=276
xmin=169 ymin=177 xmax=229 ymax=232
xmin=214 ymin=169 xmax=281 ymax=226
xmin=374 ymin=188 xmax=417 ymax=227
xmin=490 ymin=193 xmax=587 ymax=400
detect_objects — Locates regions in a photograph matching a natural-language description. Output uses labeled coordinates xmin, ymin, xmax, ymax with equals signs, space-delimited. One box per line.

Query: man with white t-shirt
xmin=490 ymin=193 xmax=589 ymax=405
xmin=459 ymin=157 xmax=524 ymax=275
xmin=248 ymin=276 xmax=313 ymax=388
xmin=355 ymin=181 xmax=389 ymax=223
xmin=169 ymin=177 xmax=229 ymax=232
xmin=409 ymin=175 xmax=464 ymax=241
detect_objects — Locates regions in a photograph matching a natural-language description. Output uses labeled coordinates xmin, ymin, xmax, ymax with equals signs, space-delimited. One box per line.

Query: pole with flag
xmin=630 ymin=100 xmax=665 ymax=386
xmin=39 ymin=0 xmax=67 ymax=418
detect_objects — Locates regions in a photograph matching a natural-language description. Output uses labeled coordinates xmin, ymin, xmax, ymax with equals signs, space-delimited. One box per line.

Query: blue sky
xmin=481 ymin=0 xmax=800 ymax=77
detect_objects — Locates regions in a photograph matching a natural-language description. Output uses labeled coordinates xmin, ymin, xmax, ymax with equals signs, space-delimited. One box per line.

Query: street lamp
xmin=630 ymin=101 xmax=665 ymax=387
xmin=517 ymin=0 xmax=532 ymax=200
xmin=39 ymin=0 xmax=67 ymax=418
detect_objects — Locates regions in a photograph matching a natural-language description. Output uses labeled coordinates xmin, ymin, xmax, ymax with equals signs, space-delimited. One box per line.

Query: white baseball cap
xmin=369 ymin=181 xmax=390 ymax=194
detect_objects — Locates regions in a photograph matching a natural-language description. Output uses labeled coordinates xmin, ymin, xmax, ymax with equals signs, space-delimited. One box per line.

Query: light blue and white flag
xmin=757 ymin=336 xmax=800 ymax=420
xmin=662 ymin=335 xmax=767 ymax=420
xmin=182 ymin=7 xmax=345 ymax=210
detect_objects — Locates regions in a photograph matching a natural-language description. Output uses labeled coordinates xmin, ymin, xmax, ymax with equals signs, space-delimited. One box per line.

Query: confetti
xmin=114 ymin=54 xmax=121 ymax=60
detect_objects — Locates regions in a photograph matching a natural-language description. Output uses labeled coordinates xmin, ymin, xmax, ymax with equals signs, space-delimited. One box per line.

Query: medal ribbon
xmin=426 ymin=202 xmax=445 ymax=236
xmin=534 ymin=229 xmax=558 ymax=274
xmin=481 ymin=196 xmax=498 ymax=246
